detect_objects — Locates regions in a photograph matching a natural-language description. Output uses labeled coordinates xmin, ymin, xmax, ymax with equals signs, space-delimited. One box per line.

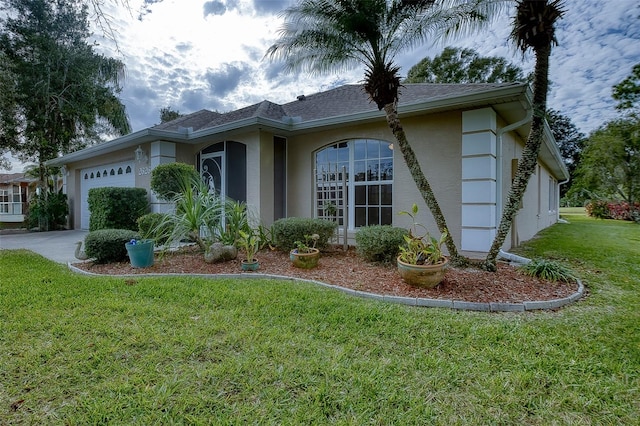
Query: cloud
xmin=203 ymin=1 xmax=227 ymax=17
xmin=203 ymin=0 xmax=242 ymax=17
xmin=252 ymin=0 xmax=291 ymax=14
xmin=204 ymin=63 xmax=250 ymax=97
xmin=175 ymin=42 xmax=193 ymax=53
xmin=179 ymin=89 xmax=213 ymax=111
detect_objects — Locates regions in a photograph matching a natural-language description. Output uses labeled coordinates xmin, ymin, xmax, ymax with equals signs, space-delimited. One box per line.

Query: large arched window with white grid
xmin=315 ymin=139 xmax=393 ymax=229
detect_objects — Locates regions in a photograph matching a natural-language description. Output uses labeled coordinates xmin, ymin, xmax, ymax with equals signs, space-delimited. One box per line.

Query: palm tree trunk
xmin=383 ymin=103 xmax=467 ymax=267
xmin=483 ymin=44 xmax=552 ymax=271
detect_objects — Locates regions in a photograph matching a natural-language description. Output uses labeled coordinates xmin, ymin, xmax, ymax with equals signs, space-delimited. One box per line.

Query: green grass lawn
xmin=560 ymin=207 xmax=587 ymax=218
xmin=1 ymin=216 xmax=639 ymax=424
xmin=560 ymin=206 xmax=587 ymax=217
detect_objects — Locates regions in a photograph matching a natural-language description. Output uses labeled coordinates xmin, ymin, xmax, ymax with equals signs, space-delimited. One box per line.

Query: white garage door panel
xmin=80 ymin=162 xmax=135 ymax=229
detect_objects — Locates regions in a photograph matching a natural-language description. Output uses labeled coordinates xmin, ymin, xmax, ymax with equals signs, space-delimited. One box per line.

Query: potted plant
xmin=397 ymin=204 xmax=448 ymax=288
xmin=125 ymin=238 xmax=155 ymax=268
xmin=290 ymin=233 xmax=320 ymax=269
xmin=238 ymin=229 xmax=259 ymax=271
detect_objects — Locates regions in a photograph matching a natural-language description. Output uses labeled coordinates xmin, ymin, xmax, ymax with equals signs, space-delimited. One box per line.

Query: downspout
xmin=496 ymin=106 xmax=533 ymax=264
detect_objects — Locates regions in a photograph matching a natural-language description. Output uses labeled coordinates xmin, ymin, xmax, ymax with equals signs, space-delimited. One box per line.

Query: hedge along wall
xmin=88 ymin=187 xmax=149 ymax=231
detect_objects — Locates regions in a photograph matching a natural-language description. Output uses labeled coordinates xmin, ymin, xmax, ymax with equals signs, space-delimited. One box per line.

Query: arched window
xmin=125 ymin=166 xmax=132 ymax=174
xmin=117 ymin=167 xmax=123 ymax=175
xmin=84 ymin=174 xmax=88 ymax=180
xmin=110 ymin=169 xmax=115 ymax=176
xmin=96 ymin=171 xmax=101 ymax=178
xmin=103 ymin=170 xmax=107 ymax=176
xmin=315 ymin=139 xmax=393 ymax=228
xmin=90 ymin=172 xmax=94 ymax=179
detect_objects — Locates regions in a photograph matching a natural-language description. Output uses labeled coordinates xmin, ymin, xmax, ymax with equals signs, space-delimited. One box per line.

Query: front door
xmin=200 ymin=153 xmax=225 ymax=198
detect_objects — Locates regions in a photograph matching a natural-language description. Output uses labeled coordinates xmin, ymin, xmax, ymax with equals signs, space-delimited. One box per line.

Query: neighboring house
xmin=47 ymin=83 xmax=568 ymax=255
xmin=0 ymin=173 xmax=36 ymax=227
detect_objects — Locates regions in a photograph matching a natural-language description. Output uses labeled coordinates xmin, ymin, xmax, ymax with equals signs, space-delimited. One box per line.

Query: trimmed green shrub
xmin=519 ymin=258 xmax=577 ymax=283
xmin=84 ymin=229 xmax=140 ymax=263
xmin=137 ymin=213 xmax=171 ymax=245
xmin=272 ymin=217 xmax=337 ymax=251
xmin=88 ymin=187 xmax=148 ymax=231
xmin=150 ymin=163 xmax=199 ymax=201
xmin=355 ymin=225 xmax=408 ymax=263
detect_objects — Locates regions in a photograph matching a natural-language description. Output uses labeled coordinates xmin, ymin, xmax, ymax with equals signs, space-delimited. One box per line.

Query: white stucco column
xmin=461 ymin=108 xmax=497 ymax=252
xmin=150 ymin=141 xmax=176 ymax=213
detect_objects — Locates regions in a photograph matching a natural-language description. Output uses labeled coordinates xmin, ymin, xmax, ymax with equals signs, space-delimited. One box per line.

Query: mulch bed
xmin=72 ymin=245 xmax=580 ymax=305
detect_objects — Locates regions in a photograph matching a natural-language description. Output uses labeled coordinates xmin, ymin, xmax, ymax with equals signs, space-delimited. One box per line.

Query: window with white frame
xmin=315 ymin=139 xmax=393 ymax=229
xmin=0 ymin=189 xmax=8 ymax=213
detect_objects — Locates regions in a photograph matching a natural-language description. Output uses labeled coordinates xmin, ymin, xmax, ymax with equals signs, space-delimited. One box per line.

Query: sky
xmin=3 ymin=0 xmax=639 ymax=172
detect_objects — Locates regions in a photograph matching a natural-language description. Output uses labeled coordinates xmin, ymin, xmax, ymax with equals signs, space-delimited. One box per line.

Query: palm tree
xmin=266 ymin=0 xmax=503 ymax=266
xmin=483 ymin=0 xmax=565 ymax=271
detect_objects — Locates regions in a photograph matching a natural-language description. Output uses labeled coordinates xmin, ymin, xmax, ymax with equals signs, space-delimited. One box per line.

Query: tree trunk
xmin=483 ymin=44 xmax=552 ymax=271
xmin=383 ymin=103 xmax=467 ymax=267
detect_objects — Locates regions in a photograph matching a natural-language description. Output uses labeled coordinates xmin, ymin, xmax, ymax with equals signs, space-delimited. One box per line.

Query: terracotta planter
xmin=241 ymin=259 xmax=259 ymax=271
xmin=290 ymin=248 xmax=320 ymax=269
xmin=397 ymin=256 xmax=448 ymax=288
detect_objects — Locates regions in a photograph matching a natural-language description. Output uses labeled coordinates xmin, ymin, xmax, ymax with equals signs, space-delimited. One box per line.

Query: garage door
xmin=80 ymin=161 xmax=135 ymax=229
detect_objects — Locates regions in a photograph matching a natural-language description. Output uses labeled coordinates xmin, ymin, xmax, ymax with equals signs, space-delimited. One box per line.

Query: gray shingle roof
xmin=153 ymin=109 xmax=222 ymax=131
xmin=156 ymin=83 xmax=523 ymax=131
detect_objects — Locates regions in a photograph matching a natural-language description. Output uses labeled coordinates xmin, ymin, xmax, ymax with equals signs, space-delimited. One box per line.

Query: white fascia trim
xmin=400 ymin=84 xmax=529 ymax=116
xmin=541 ymin=122 xmax=570 ymax=181
xmin=188 ymin=116 xmax=292 ymax=139
xmin=46 ymin=84 xmax=532 ymax=166
xmin=46 ymin=128 xmax=189 ymax=166
xmin=292 ymin=84 xmax=530 ymax=131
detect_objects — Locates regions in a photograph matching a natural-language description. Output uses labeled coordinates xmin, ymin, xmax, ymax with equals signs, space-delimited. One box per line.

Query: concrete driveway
xmin=0 ymin=229 xmax=89 ymax=264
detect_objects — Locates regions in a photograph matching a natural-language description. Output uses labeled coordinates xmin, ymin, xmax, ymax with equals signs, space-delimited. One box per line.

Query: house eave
xmin=48 ymin=82 xmax=567 ymax=180
xmin=46 ymin=128 xmax=189 ymax=166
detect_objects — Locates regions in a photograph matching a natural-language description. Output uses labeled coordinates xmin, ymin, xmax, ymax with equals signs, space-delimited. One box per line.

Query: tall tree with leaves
xmin=570 ymin=117 xmax=640 ymax=208
xmin=612 ymin=64 xmax=640 ymax=112
xmin=159 ymin=106 xmax=184 ymax=123
xmin=405 ymin=46 xmax=526 ymax=84
xmin=267 ymin=0 xmax=504 ymax=266
xmin=483 ymin=0 xmax=565 ymax=270
xmin=0 ymin=0 xmax=131 ymax=186
xmin=546 ymin=109 xmax=585 ymax=198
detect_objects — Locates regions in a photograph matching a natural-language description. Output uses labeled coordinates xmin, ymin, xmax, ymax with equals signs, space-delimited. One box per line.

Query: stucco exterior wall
xmin=58 ymin=105 xmax=560 ymax=255
xmin=285 ymin=111 xmax=463 ymax=249
xmin=64 ymin=148 xmax=140 ymax=229
xmin=499 ymin=128 xmax=558 ymax=250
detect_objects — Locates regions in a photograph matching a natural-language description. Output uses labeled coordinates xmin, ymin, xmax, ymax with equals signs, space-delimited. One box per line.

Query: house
xmin=46 ymin=83 xmax=568 ymax=255
xmin=0 ymin=173 xmax=36 ymax=228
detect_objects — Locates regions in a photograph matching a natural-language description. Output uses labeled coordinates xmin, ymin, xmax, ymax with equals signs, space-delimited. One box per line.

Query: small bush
xmin=150 ymin=163 xmax=199 ymax=201
xmin=355 ymin=225 xmax=408 ymax=263
xmin=272 ymin=217 xmax=337 ymax=251
xmin=585 ymin=200 xmax=640 ymax=221
xmin=519 ymin=258 xmax=576 ymax=283
xmin=85 ymin=229 xmax=140 ymax=263
xmin=606 ymin=201 xmax=640 ymax=221
xmin=585 ymin=200 xmax=610 ymax=219
xmin=137 ymin=213 xmax=171 ymax=245
xmin=88 ymin=187 xmax=149 ymax=231
xmin=27 ymin=190 xmax=68 ymax=231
